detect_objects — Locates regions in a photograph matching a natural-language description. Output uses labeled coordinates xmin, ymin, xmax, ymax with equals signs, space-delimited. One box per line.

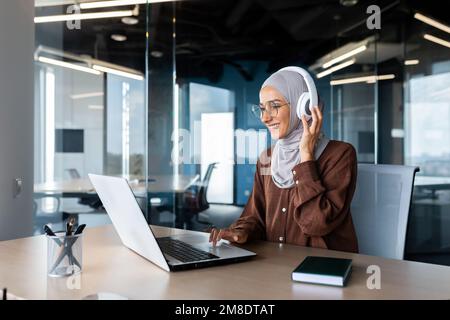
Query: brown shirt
xmin=229 ymin=140 xmax=359 ymax=253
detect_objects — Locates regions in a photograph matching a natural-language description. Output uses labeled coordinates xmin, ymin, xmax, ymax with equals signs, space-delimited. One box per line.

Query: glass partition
xmin=33 ymin=0 xmax=148 ymax=234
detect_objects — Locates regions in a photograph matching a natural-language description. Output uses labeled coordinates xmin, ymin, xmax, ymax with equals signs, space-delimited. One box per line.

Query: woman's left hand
xmin=299 ymin=106 xmax=323 ymax=162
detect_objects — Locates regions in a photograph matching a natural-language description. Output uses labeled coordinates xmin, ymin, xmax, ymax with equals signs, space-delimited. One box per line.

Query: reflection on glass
xmin=33 ymin=0 xmax=148 ymax=234
xmin=406 ymin=72 xmax=450 ymax=176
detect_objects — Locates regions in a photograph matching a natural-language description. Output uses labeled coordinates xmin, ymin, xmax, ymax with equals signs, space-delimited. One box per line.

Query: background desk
xmin=34 ymin=174 xmax=200 ymax=196
xmin=1 ymin=225 xmax=450 ymax=299
xmin=33 ymin=175 xmax=200 ymax=227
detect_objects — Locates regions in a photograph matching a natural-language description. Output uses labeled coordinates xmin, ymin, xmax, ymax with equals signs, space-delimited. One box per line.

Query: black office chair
xmin=180 ymin=162 xmax=218 ymax=229
xmin=65 ymin=168 xmax=103 ymax=211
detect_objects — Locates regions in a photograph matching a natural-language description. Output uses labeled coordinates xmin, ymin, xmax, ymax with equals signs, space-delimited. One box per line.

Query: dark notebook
xmin=291 ymin=256 xmax=352 ymax=287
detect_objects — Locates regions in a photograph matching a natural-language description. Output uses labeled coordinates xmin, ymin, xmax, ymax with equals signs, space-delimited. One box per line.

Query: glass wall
xmin=33 ymin=0 xmax=148 ymax=234
xmin=31 ymin=0 xmax=450 ymax=266
xmin=401 ymin=10 xmax=450 ymax=265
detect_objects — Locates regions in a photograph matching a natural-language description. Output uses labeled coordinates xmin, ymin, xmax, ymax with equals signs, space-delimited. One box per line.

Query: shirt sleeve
xmin=229 ymin=160 xmax=266 ymax=241
xmin=291 ymin=144 xmax=357 ymax=237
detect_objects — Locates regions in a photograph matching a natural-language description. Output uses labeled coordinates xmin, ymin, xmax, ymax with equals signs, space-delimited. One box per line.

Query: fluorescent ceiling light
xmin=424 ymin=33 xmax=450 ymax=49
xmin=34 ymin=10 xmax=133 ymax=23
xmin=80 ymin=0 xmax=174 ymax=9
xmin=35 ymin=0 xmax=76 ymax=7
xmin=38 ymin=56 xmax=101 ymax=75
xmin=404 ymin=59 xmax=420 ymax=65
xmin=92 ymin=65 xmax=144 ymax=80
xmin=414 ymin=13 xmax=450 ymax=34
xmin=330 ymin=74 xmax=395 ymax=86
xmin=111 ymin=34 xmax=127 ymax=42
xmin=122 ymin=16 xmax=139 ymax=25
xmin=88 ymin=105 xmax=104 ymax=110
xmin=70 ymin=92 xmax=104 ymax=99
xmin=322 ymin=45 xmax=367 ymax=69
xmin=316 ymin=59 xmax=355 ymax=79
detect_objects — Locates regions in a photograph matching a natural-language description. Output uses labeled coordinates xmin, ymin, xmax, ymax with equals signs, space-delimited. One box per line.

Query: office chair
xmin=180 ymin=162 xmax=218 ymax=229
xmin=65 ymin=168 xmax=103 ymax=210
xmin=351 ymin=163 xmax=419 ymax=260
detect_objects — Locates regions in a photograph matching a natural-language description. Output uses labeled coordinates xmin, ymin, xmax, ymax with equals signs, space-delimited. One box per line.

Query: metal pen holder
xmin=47 ymin=232 xmax=83 ymax=277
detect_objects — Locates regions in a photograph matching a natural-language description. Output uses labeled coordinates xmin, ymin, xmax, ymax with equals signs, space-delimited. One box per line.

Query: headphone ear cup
xmin=296 ymin=93 xmax=312 ymax=120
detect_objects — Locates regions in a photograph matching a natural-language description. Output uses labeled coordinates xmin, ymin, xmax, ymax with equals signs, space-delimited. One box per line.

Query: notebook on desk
xmin=291 ymin=256 xmax=352 ymax=287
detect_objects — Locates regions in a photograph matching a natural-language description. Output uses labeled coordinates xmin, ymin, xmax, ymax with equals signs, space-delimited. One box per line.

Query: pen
xmin=44 ymin=224 xmax=56 ymax=236
xmin=66 ymin=217 xmax=75 ymax=236
xmin=74 ymin=224 xmax=86 ymax=235
xmin=44 ymin=225 xmax=62 ymax=246
xmin=2 ymin=288 xmax=6 ymax=300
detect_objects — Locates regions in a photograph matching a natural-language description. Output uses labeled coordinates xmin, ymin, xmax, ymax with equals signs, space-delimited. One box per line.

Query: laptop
xmin=88 ymin=174 xmax=256 ymax=271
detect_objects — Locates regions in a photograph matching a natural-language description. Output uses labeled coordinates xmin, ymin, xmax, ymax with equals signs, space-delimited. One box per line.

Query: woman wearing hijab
xmin=209 ymin=68 xmax=359 ymax=253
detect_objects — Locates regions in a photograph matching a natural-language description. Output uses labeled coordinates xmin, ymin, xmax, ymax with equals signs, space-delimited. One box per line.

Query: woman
xmin=209 ymin=68 xmax=359 ymax=253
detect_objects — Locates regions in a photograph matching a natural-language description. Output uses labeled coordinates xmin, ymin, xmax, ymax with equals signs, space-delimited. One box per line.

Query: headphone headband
xmin=276 ymin=66 xmax=318 ymax=119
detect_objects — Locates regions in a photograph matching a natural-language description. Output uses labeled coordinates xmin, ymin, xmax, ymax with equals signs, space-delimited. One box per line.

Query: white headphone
xmin=277 ymin=66 xmax=318 ymax=120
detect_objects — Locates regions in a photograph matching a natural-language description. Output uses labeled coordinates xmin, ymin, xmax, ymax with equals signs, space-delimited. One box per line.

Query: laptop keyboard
xmin=157 ymin=237 xmax=219 ymax=263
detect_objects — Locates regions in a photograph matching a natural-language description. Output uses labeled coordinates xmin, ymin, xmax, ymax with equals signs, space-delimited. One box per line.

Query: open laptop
xmin=88 ymin=174 xmax=256 ymax=271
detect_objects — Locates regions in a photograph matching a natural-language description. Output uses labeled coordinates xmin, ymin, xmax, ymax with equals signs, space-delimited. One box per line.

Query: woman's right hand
xmin=209 ymin=227 xmax=248 ymax=246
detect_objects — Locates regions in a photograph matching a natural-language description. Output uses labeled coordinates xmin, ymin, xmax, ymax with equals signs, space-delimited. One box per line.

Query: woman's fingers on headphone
xmin=315 ymin=107 xmax=323 ymax=132
xmin=301 ymin=115 xmax=309 ymax=134
xmin=310 ymin=107 xmax=319 ymax=132
xmin=311 ymin=106 xmax=322 ymax=133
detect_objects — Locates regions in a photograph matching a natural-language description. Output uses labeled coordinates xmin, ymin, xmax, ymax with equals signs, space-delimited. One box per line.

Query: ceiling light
xmin=414 ymin=13 xmax=450 ymax=34
xmin=424 ymin=33 xmax=450 ymax=49
xmin=37 ymin=56 xmax=101 ymax=75
xmin=150 ymin=50 xmax=164 ymax=58
xmin=35 ymin=0 xmax=77 ymax=7
xmin=34 ymin=10 xmax=134 ymax=23
xmin=92 ymin=65 xmax=144 ymax=80
xmin=316 ymin=59 xmax=355 ymax=79
xmin=111 ymin=34 xmax=127 ymax=42
xmin=404 ymin=59 xmax=420 ymax=65
xmin=340 ymin=0 xmax=359 ymax=7
xmin=80 ymin=0 xmax=175 ymax=9
xmin=330 ymin=74 xmax=395 ymax=86
xmin=70 ymin=92 xmax=104 ymax=99
xmin=88 ymin=105 xmax=104 ymax=110
xmin=322 ymin=45 xmax=367 ymax=69
xmin=121 ymin=16 xmax=139 ymax=25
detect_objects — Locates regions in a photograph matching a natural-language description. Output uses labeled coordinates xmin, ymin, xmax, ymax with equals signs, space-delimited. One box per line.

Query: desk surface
xmin=415 ymin=176 xmax=450 ymax=188
xmin=34 ymin=174 xmax=200 ymax=195
xmin=1 ymin=225 xmax=450 ymax=300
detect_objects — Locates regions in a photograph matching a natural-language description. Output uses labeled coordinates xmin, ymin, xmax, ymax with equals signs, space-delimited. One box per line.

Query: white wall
xmin=0 ymin=0 xmax=35 ymax=240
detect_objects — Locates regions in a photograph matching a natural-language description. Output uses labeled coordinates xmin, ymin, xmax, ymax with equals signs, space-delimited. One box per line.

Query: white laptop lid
xmin=88 ymin=174 xmax=170 ymax=272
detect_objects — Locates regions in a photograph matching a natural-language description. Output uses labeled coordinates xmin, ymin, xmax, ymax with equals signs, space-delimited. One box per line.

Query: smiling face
xmin=259 ymin=86 xmax=291 ymax=139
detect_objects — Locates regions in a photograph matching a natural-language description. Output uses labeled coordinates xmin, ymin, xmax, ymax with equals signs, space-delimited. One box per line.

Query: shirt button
xmin=293 ymin=170 xmax=296 ymax=175
xmin=295 ymin=180 xmax=299 ymax=185
xmin=282 ymin=207 xmax=286 ymax=213
xmin=279 ymin=236 xmax=284 ymax=242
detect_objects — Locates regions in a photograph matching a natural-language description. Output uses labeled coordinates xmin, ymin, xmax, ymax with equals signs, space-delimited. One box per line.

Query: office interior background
xmin=1 ymin=0 xmax=450 ymax=267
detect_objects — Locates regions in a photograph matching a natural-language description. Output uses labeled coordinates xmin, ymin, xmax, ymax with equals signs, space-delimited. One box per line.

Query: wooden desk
xmin=1 ymin=225 xmax=450 ymax=300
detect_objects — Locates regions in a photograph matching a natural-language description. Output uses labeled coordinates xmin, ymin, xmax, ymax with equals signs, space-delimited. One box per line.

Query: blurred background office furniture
xmin=34 ymin=174 xmax=200 ymax=231
xmin=32 ymin=196 xmax=62 ymax=234
xmin=405 ymin=177 xmax=450 ymax=265
xmin=179 ymin=162 xmax=244 ymax=230
xmin=65 ymin=168 xmax=104 ymax=213
xmin=351 ymin=164 xmax=420 ymax=260
xmin=179 ymin=162 xmax=217 ymax=229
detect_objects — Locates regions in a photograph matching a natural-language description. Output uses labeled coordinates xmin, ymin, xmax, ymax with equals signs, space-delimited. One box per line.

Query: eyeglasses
xmin=251 ymin=100 xmax=289 ymax=118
